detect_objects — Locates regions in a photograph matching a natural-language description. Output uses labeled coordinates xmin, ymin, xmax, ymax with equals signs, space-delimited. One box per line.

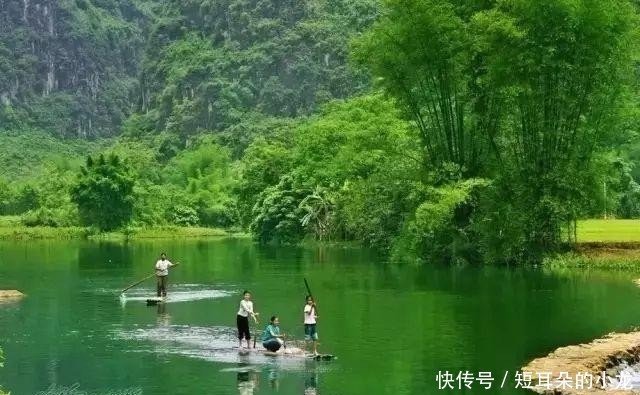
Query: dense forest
xmin=1 ymin=0 xmax=640 ymax=264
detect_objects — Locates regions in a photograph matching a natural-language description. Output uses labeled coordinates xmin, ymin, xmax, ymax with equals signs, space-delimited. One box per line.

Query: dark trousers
xmin=157 ymin=275 xmax=168 ymax=297
xmin=237 ymin=315 xmax=250 ymax=340
xmin=263 ymin=339 xmax=282 ymax=352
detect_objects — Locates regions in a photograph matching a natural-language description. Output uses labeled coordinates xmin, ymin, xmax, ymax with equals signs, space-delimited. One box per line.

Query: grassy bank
xmin=546 ymin=219 xmax=640 ymax=270
xmin=92 ymin=226 xmax=236 ymax=241
xmin=545 ymin=252 xmax=640 ymax=271
xmin=0 ymin=217 xmax=238 ymax=241
xmin=0 ymin=224 xmax=88 ymax=240
xmin=0 ymin=216 xmax=89 ymax=240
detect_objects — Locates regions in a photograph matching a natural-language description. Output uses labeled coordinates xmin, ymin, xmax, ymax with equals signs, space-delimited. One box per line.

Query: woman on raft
xmin=262 ymin=315 xmax=286 ymax=352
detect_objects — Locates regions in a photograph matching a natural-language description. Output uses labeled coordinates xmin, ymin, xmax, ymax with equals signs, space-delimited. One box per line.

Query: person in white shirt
xmin=155 ymin=252 xmax=174 ymax=297
xmin=237 ymin=290 xmax=259 ymax=348
xmin=303 ymin=295 xmax=319 ymax=355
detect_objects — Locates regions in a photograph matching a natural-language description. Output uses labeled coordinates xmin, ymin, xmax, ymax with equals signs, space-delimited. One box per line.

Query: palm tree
xmin=300 ymin=186 xmax=334 ymax=241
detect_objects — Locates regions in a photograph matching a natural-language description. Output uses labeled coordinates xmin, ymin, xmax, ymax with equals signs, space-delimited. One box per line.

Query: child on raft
xmin=237 ymin=290 xmax=259 ymax=349
xmin=304 ymin=295 xmax=319 ymax=355
xmin=262 ymin=315 xmax=286 ymax=352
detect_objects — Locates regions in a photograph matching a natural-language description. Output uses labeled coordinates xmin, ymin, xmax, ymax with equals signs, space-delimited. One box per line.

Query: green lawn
xmin=577 ymin=219 xmax=640 ymax=243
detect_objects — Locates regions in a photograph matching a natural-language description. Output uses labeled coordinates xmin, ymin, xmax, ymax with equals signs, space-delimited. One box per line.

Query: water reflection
xmin=237 ymin=366 xmax=259 ymax=395
xmin=304 ymin=364 xmax=319 ymax=395
xmin=268 ymin=364 xmax=280 ymax=390
xmin=78 ymin=242 xmax=133 ymax=269
xmin=156 ymin=302 xmax=170 ymax=326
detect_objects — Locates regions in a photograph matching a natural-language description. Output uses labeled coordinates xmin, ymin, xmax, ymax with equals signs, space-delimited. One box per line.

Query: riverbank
xmin=545 ymin=249 xmax=640 ymax=271
xmin=525 ymin=220 xmax=640 ymax=393
xmin=92 ymin=226 xmax=235 ymax=241
xmin=544 ymin=219 xmax=640 ymax=271
xmin=522 ymin=331 xmax=640 ymax=394
xmin=0 ymin=223 xmax=241 ymax=241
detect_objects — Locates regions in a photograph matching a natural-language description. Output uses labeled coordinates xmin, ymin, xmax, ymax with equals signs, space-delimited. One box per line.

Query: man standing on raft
xmin=155 ymin=252 xmax=175 ymax=297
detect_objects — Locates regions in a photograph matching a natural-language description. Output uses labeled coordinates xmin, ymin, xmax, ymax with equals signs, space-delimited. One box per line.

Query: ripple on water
xmin=115 ymin=285 xmax=233 ymax=303
xmin=112 ymin=325 xmax=335 ymax=371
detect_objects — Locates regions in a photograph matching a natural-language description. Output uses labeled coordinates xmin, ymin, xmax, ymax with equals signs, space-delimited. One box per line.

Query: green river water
xmin=0 ymin=238 xmax=639 ymax=395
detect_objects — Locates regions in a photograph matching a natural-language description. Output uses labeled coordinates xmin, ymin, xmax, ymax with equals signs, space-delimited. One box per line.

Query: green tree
xmin=71 ymin=154 xmax=136 ymax=231
xmin=300 ymin=186 xmax=336 ymax=241
xmin=242 ymin=94 xmax=422 ymax=244
xmin=352 ymin=0 xmax=494 ymax=179
xmin=393 ymin=179 xmax=489 ymax=264
xmin=164 ymin=139 xmax=239 ymax=227
xmin=475 ymin=0 xmax=637 ymax=257
xmin=21 ymin=159 xmax=80 ymax=227
xmin=237 ymin=136 xmax=294 ymax=227
xmin=250 ymin=175 xmax=310 ymax=244
xmin=609 ymin=158 xmax=640 ymax=218
xmin=354 ymin=0 xmax=639 ymax=262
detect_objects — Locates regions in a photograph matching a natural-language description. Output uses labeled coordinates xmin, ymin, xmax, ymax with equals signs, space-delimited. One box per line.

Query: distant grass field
xmin=577 ymin=219 xmax=640 ymax=243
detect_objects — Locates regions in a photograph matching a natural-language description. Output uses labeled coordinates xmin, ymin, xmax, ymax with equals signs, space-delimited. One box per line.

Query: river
xmin=0 ymin=238 xmax=639 ymax=394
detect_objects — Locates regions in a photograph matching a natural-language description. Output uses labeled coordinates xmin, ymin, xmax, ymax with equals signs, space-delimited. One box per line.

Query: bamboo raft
xmin=0 ymin=290 xmax=24 ymax=298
